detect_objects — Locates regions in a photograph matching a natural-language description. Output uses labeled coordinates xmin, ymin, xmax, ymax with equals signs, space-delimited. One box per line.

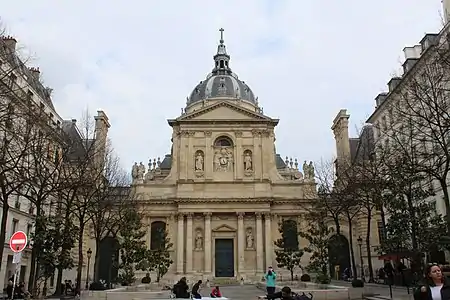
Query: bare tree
xmin=381 ymin=45 xmax=450 ymax=232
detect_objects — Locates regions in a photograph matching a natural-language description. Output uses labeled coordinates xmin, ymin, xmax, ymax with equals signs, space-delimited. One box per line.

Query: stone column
xmin=264 ymin=213 xmax=272 ymax=269
xmin=204 ymin=212 xmax=212 ymax=274
xmin=186 ymin=213 xmax=193 ymax=273
xmin=237 ymin=212 xmax=245 ymax=274
xmin=176 ymin=213 xmax=184 ymax=274
xmin=256 ymin=212 xmax=264 ymax=273
xmin=146 ymin=216 xmax=151 ymax=249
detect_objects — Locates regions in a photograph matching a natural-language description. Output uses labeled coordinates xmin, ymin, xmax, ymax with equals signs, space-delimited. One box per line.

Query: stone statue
xmin=302 ymin=160 xmax=308 ymax=178
xmin=308 ymin=161 xmax=315 ymax=179
xmin=195 ymin=152 xmax=204 ymax=171
xmin=246 ymin=229 xmax=254 ymax=249
xmin=244 ymin=151 xmax=252 ymax=171
xmin=214 ymin=147 xmax=233 ymax=172
xmin=131 ymin=162 xmax=138 ymax=180
xmin=137 ymin=162 xmax=145 ymax=179
xmin=195 ymin=230 xmax=203 ymax=250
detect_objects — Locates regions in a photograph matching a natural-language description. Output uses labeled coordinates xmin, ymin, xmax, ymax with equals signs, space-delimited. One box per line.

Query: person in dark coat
xmin=414 ymin=264 xmax=450 ymax=300
xmin=191 ymin=280 xmax=202 ymax=299
xmin=173 ymin=277 xmax=190 ymax=299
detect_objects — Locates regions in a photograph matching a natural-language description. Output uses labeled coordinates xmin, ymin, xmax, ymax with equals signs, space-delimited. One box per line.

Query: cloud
xmin=0 ymin=0 xmax=443 ymax=171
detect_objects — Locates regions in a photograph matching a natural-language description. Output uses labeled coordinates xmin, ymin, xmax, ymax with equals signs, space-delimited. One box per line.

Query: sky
xmin=0 ymin=0 xmax=444 ymax=172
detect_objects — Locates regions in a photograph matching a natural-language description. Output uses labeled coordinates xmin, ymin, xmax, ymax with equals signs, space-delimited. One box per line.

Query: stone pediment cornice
xmin=137 ymin=197 xmax=316 ymax=205
xmin=168 ymin=101 xmax=279 ymax=125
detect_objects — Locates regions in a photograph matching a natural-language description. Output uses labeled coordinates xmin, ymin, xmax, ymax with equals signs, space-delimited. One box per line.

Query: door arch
xmin=328 ymin=234 xmax=351 ymax=279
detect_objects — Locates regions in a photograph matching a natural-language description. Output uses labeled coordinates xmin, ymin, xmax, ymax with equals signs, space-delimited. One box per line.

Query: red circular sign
xmin=9 ymin=231 xmax=28 ymax=253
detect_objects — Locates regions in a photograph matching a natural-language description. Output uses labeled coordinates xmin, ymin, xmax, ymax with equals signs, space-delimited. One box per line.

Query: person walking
xmin=265 ymin=266 xmax=277 ymax=295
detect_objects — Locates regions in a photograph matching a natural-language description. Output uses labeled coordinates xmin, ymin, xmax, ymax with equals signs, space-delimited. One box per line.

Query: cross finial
xmin=219 ymin=28 xmax=224 ymax=44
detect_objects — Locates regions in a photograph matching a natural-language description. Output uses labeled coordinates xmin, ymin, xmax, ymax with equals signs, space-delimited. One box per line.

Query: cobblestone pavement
xmin=218 ymin=285 xmax=263 ymax=300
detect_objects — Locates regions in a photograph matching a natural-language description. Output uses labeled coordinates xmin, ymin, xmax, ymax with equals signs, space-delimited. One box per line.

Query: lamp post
xmin=357 ymin=236 xmax=364 ymax=282
xmin=85 ymin=248 xmax=92 ymax=290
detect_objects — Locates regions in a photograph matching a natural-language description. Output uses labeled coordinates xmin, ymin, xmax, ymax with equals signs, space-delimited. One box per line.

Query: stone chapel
xmin=128 ymin=29 xmax=319 ymax=281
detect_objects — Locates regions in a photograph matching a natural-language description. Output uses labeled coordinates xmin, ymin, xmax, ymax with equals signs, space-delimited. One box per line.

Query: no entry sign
xmin=9 ymin=231 xmax=27 ymax=253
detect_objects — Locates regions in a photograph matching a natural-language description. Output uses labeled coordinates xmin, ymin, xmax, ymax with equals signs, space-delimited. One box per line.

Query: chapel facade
xmin=129 ymin=29 xmax=318 ymax=281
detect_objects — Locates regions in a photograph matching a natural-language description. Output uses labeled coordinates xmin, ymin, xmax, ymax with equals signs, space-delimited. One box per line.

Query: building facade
xmin=119 ymin=30 xmax=320 ymax=281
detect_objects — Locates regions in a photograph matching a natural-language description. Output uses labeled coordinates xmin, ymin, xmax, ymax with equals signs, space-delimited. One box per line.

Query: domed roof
xmin=187 ymin=29 xmax=257 ymax=106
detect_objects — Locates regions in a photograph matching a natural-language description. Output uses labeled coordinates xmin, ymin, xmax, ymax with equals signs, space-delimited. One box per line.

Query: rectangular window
xmin=26 ymin=224 xmax=32 ymax=237
xmin=12 ymin=219 xmax=19 ymax=235
xmin=377 ymin=221 xmax=385 ymax=244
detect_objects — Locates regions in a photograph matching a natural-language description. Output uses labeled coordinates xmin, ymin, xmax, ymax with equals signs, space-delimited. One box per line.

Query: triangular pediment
xmin=176 ymin=101 xmax=272 ymax=122
xmin=212 ymin=224 xmax=236 ymax=232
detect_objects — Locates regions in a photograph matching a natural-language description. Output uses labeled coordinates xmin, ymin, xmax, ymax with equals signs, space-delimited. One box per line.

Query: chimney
xmin=331 ymin=109 xmax=351 ymax=166
xmin=29 ymin=67 xmax=40 ymax=81
xmin=387 ymin=77 xmax=402 ymax=92
xmin=1 ymin=36 xmax=17 ymax=52
xmin=71 ymin=119 xmax=77 ymax=124
xmin=94 ymin=110 xmax=111 ymax=166
xmin=444 ymin=0 xmax=450 ymax=24
xmin=375 ymin=92 xmax=388 ymax=108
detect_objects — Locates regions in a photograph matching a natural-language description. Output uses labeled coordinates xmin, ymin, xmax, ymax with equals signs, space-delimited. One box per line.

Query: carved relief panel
xmin=213 ymin=136 xmax=234 ymax=172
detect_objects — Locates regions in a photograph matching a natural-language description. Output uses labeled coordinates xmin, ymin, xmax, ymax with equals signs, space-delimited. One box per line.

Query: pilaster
xmin=264 ymin=213 xmax=273 ymax=269
xmin=146 ymin=216 xmax=151 ymax=249
xmin=204 ymin=131 xmax=213 ymax=179
xmin=187 ymin=131 xmax=195 ymax=179
xmin=235 ymin=131 xmax=243 ymax=179
xmin=204 ymin=212 xmax=212 ymax=275
xmin=176 ymin=213 xmax=184 ymax=273
xmin=186 ymin=213 xmax=193 ymax=273
xmin=256 ymin=212 xmax=264 ymax=273
xmin=252 ymin=130 xmax=262 ymax=179
xmin=237 ymin=212 xmax=245 ymax=274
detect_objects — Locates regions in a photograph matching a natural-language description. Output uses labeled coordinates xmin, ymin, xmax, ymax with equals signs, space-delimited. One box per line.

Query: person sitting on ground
xmin=173 ymin=277 xmax=190 ymax=298
xmin=266 ymin=286 xmax=309 ymax=300
xmin=210 ymin=286 xmax=222 ymax=298
xmin=191 ymin=280 xmax=202 ymax=299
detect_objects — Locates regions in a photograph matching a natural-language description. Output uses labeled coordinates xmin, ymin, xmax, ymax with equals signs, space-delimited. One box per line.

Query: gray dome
xmin=186 ymin=28 xmax=257 ymax=106
xmin=188 ymin=73 xmax=256 ymax=104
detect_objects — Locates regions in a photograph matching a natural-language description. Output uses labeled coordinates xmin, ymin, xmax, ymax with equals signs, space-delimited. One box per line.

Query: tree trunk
xmin=76 ymin=225 xmax=85 ymax=294
xmin=347 ymin=217 xmax=357 ymax=278
xmin=28 ymin=205 xmax=42 ymax=294
xmin=334 ymin=218 xmax=341 ymax=235
xmin=93 ymin=238 xmax=101 ymax=281
xmin=0 ymin=201 xmax=9 ymax=271
xmin=290 ymin=269 xmax=294 ymax=281
xmin=54 ymin=266 xmax=63 ymax=296
xmin=365 ymin=209 xmax=374 ymax=283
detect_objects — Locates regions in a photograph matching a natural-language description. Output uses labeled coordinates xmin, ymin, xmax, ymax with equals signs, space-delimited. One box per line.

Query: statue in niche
xmin=246 ymin=228 xmax=254 ymax=249
xmin=195 ymin=229 xmax=203 ymax=250
xmin=131 ymin=162 xmax=138 ymax=180
xmin=195 ymin=151 xmax=204 ymax=171
xmin=214 ymin=148 xmax=233 ymax=172
xmin=244 ymin=151 xmax=252 ymax=171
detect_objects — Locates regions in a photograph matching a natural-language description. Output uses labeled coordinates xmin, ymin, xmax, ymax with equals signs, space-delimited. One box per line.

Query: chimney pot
xmin=71 ymin=119 xmax=77 ymax=124
xmin=1 ymin=36 xmax=17 ymax=52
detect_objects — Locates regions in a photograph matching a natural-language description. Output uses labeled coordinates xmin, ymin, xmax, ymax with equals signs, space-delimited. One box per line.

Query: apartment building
xmin=0 ymin=35 xmax=110 ymax=291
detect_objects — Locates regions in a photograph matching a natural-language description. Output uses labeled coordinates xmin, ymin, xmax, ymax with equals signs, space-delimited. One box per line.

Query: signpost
xmin=9 ymin=231 xmax=28 ymax=299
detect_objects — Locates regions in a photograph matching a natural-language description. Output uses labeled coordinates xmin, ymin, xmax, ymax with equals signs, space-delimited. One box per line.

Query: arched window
xmin=214 ymin=136 xmax=233 ymax=147
xmin=282 ymin=219 xmax=299 ymax=250
xmin=150 ymin=221 xmax=166 ymax=250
